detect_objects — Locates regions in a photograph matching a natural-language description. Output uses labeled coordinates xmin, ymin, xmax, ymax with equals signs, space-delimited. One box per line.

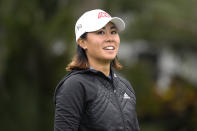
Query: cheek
xmin=116 ymin=37 xmax=120 ymax=48
xmin=116 ymin=35 xmax=120 ymax=43
xmin=86 ymin=42 xmax=100 ymax=54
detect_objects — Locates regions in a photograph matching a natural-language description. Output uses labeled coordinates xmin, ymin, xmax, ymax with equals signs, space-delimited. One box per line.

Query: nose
xmin=105 ymin=32 xmax=114 ymax=42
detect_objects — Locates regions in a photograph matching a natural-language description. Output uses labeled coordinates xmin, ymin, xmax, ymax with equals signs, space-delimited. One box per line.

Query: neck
xmin=88 ymin=59 xmax=111 ymax=76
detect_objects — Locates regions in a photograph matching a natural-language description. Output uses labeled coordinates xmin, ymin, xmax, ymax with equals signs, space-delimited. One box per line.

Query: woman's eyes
xmin=97 ymin=31 xmax=105 ymax=34
xmin=111 ymin=30 xmax=117 ymax=34
xmin=97 ymin=30 xmax=117 ymax=35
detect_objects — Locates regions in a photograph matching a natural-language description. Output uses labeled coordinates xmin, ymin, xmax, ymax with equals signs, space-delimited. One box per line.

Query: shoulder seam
xmin=116 ymin=76 xmax=135 ymax=96
xmin=53 ymin=72 xmax=81 ymax=105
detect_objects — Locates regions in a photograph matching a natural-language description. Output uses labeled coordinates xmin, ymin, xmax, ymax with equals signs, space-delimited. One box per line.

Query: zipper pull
xmin=114 ymin=89 xmax=116 ymax=93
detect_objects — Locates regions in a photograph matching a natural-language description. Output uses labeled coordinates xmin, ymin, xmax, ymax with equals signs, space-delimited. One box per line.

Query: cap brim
xmin=86 ymin=17 xmax=125 ymax=33
xmin=110 ymin=17 xmax=125 ymax=31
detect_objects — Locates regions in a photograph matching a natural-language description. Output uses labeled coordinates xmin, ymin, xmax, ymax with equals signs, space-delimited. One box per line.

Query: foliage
xmin=0 ymin=0 xmax=197 ymax=130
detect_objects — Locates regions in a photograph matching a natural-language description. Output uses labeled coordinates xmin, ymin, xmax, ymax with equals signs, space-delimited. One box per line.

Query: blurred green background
xmin=0 ymin=0 xmax=197 ymax=130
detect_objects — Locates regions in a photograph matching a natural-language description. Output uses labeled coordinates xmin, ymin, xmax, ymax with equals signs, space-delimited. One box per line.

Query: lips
xmin=103 ymin=46 xmax=115 ymax=50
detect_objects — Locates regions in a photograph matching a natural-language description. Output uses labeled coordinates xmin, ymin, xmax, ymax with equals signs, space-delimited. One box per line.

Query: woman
xmin=54 ymin=9 xmax=140 ymax=131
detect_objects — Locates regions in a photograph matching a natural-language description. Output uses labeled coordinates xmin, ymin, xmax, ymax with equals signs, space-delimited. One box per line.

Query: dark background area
xmin=0 ymin=0 xmax=197 ymax=130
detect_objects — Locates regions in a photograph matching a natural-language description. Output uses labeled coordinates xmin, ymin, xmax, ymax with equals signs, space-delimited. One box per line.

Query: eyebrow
xmin=102 ymin=25 xmax=117 ymax=30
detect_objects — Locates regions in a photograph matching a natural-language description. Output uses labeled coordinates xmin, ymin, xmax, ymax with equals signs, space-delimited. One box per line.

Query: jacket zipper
xmin=111 ymin=82 xmax=126 ymax=130
xmin=100 ymin=71 xmax=126 ymax=130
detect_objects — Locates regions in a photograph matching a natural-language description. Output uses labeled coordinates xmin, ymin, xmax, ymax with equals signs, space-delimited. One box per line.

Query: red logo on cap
xmin=98 ymin=12 xmax=110 ymax=19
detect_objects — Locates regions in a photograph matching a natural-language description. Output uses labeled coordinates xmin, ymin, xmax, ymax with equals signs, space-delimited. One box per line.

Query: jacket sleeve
xmin=126 ymin=81 xmax=140 ymax=131
xmin=54 ymin=77 xmax=85 ymax=131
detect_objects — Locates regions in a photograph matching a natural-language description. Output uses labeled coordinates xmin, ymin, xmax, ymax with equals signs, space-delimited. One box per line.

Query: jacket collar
xmin=72 ymin=66 xmax=117 ymax=81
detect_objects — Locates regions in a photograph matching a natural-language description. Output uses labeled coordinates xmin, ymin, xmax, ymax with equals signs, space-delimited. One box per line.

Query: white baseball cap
xmin=75 ymin=9 xmax=125 ymax=42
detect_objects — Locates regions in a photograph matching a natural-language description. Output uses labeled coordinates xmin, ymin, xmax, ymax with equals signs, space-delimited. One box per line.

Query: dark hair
xmin=66 ymin=33 xmax=122 ymax=71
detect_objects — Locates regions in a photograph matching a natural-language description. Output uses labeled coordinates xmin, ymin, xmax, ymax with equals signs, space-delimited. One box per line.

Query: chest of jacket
xmin=80 ymin=74 xmax=137 ymax=131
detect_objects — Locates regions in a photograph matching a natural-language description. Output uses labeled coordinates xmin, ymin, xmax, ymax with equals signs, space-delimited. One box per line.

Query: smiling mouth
xmin=103 ymin=46 xmax=115 ymax=50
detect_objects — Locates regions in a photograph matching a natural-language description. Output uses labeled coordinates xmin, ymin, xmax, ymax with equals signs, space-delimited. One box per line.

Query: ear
xmin=77 ymin=38 xmax=87 ymax=50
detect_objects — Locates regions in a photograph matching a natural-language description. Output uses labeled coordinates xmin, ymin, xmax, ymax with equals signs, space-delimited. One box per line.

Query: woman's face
xmin=81 ymin=22 xmax=120 ymax=64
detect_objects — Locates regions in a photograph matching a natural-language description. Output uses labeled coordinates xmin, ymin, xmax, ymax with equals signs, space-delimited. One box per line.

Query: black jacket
xmin=54 ymin=68 xmax=140 ymax=131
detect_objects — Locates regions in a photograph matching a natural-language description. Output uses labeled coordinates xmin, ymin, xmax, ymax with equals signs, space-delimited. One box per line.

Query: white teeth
xmin=104 ymin=46 xmax=114 ymax=50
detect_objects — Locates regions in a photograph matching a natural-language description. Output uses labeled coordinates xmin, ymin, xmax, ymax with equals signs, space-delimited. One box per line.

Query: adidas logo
xmin=123 ymin=93 xmax=130 ymax=99
xmin=114 ymin=73 xmax=117 ymax=77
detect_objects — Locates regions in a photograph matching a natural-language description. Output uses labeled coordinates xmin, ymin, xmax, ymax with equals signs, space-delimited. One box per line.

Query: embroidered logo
xmin=98 ymin=12 xmax=111 ymax=19
xmin=123 ymin=93 xmax=130 ymax=99
xmin=76 ymin=24 xmax=82 ymax=31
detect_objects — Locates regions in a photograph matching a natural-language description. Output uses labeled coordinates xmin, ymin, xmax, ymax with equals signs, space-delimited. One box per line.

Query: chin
xmin=101 ymin=54 xmax=117 ymax=61
xmin=104 ymin=56 xmax=116 ymax=61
